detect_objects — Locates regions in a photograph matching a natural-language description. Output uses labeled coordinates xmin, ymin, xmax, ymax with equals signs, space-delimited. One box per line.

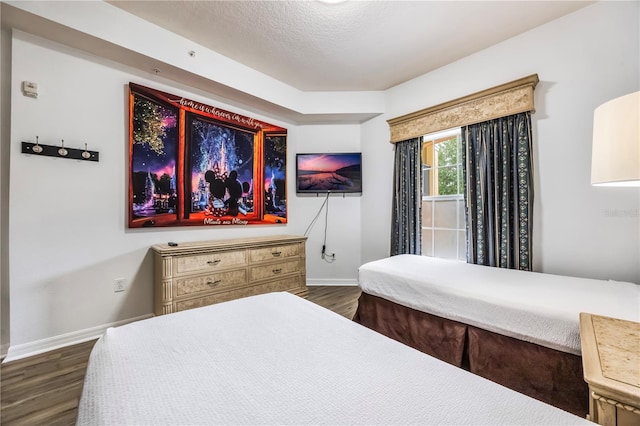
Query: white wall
xmin=1 ymin=28 xmax=12 ymax=357
xmin=291 ymin=125 xmax=362 ymax=284
xmin=7 ymin=32 xmax=361 ymax=357
xmin=361 ymin=1 xmax=640 ymax=284
xmin=360 ymin=116 xmax=395 ymax=263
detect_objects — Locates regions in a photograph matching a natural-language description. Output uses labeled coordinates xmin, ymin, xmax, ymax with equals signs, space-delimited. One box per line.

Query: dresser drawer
xmin=175 ymin=269 xmax=247 ymax=297
xmin=174 ymin=277 xmax=305 ymax=312
xmin=257 ymin=276 xmax=305 ymax=293
xmin=250 ymin=259 xmax=303 ymax=282
xmin=249 ymin=243 xmax=301 ymax=263
xmin=175 ymin=291 xmax=237 ymax=312
xmin=174 ymin=250 xmax=247 ymax=275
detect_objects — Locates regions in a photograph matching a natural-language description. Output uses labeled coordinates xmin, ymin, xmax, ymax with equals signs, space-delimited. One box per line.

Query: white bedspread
xmin=358 ymin=255 xmax=640 ymax=355
xmin=77 ymin=292 xmax=589 ymax=425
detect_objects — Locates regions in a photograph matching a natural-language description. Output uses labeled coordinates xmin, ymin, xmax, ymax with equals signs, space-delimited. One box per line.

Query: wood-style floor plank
xmin=0 ymin=286 xmax=361 ymax=425
xmin=307 ymin=285 xmax=361 ymax=319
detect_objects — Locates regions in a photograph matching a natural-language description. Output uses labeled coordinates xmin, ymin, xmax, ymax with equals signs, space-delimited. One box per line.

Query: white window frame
xmin=421 ymin=128 xmax=465 ymax=260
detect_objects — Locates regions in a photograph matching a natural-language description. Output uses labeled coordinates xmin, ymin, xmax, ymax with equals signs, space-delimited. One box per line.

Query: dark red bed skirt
xmin=353 ymin=292 xmax=588 ymax=417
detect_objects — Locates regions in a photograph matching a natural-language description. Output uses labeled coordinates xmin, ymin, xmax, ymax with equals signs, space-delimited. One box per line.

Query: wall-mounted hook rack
xmin=21 ymin=138 xmax=99 ymax=162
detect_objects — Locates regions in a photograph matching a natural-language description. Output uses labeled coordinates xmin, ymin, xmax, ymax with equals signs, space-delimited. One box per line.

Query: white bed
xmin=358 ymin=255 xmax=640 ymax=355
xmin=354 ymin=254 xmax=640 ymax=417
xmin=77 ymin=291 xmax=590 ymax=425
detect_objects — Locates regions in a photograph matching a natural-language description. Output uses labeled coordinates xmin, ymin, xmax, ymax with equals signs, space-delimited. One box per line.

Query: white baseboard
xmin=2 ymin=313 xmax=153 ymax=363
xmin=306 ymin=278 xmax=358 ymax=286
xmin=2 ymin=281 xmax=357 ymax=362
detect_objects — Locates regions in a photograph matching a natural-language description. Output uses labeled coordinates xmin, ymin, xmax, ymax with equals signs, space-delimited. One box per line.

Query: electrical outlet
xmin=322 ymin=252 xmax=336 ymax=261
xmin=114 ymin=278 xmax=125 ymax=293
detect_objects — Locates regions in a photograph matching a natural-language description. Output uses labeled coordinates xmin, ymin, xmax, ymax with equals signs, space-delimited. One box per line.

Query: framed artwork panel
xmin=128 ymin=83 xmax=287 ymax=228
xmin=264 ymin=134 xmax=287 ymax=223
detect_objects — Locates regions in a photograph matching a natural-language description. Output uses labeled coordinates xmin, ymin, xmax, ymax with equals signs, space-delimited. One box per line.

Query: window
xmin=421 ymin=128 xmax=466 ymax=260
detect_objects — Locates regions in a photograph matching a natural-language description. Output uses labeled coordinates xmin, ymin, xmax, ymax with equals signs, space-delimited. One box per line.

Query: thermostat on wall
xmin=21 ymin=81 xmax=38 ymax=98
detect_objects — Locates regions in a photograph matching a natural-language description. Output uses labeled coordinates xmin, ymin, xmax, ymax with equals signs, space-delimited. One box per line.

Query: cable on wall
xmin=321 ymin=194 xmax=335 ymax=263
xmin=303 ymin=192 xmax=329 ymax=237
xmin=303 ymin=192 xmax=335 ymax=262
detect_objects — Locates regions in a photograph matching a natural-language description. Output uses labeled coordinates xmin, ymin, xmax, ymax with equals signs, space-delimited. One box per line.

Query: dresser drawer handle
xmin=207 ymin=259 xmax=221 ymax=266
xmin=206 ymin=279 xmax=221 ymax=286
xmin=271 ymin=251 xmax=282 ymax=257
xmin=272 ymin=268 xmax=282 ymax=274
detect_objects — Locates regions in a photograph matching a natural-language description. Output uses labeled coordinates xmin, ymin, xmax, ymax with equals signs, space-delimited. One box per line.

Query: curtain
xmin=390 ymin=137 xmax=422 ymax=256
xmin=461 ymin=112 xmax=533 ymax=270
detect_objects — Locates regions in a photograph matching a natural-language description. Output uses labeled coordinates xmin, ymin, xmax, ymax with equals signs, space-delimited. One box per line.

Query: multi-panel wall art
xmin=128 ymin=83 xmax=287 ymax=228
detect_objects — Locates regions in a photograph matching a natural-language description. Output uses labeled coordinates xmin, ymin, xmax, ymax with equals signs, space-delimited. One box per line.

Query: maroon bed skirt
xmin=353 ymin=292 xmax=588 ymax=417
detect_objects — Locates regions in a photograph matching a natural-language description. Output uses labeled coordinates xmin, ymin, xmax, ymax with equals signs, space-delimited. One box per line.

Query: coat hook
xmin=82 ymin=143 xmax=91 ymax=159
xmin=21 ymin=139 xmax=100 ymax=162
xmin=32 ymin=135 xmax=43 ymax=153
xmin=58 ymin=139 xmax=68 ymax=157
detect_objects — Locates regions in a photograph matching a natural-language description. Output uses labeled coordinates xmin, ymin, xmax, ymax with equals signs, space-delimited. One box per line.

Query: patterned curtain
xmin=461 ymin=112 xmax=533 ymax=270
xmin=390 ymin=137 xmax=422 ymax=256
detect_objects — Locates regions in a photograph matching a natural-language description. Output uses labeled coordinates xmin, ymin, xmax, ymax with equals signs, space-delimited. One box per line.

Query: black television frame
xmin=295 ymin=152 xmax=362 ymax=194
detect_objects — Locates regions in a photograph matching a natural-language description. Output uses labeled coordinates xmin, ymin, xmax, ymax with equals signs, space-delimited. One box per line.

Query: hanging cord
xmin=303 ymin=192 xmax=330 ymax=237
xmin=322 ymin=193 xmax=336 ymax=263
xmin=302 ymin=192 xmax=336 ymax=262
xmin=323 ymin=193 xmax=329 ymax=249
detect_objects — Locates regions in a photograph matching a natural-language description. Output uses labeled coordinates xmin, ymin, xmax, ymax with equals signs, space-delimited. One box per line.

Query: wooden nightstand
xmin=579 ymin=312 xmax=640 ymax=426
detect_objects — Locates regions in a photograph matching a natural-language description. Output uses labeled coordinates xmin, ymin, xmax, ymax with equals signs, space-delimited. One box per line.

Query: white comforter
xmin=358 ymin=255 xmax=640 ymax=355
xmin=77 ymin=292 xmax=589 ymax=425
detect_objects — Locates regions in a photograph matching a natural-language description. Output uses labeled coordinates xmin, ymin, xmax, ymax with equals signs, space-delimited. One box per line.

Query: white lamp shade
xmin=591 ymin=91 xmax=640 ymax=186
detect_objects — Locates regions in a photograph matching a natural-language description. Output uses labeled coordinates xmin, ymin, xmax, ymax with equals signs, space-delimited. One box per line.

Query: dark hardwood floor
xmin=0 ymin=286 xmax=361 ymax=425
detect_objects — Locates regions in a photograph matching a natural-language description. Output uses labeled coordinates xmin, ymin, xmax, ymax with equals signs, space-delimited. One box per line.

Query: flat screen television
xmin=296 ymin=153 xmax=362 ymax=194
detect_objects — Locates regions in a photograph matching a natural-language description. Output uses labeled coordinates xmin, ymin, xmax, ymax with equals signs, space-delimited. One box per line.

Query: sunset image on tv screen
xmin=296 ymin=153 xmax=362 ymax=193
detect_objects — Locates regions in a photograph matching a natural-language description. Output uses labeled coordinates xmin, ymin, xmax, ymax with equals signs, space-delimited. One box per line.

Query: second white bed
xmin=358 ymin=255 xmax=640 ymax=355
xmin=77 ymin=292 xmax=590 ymax=425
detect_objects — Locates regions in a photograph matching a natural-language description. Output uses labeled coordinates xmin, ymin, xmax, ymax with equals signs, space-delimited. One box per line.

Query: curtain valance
xmin=387 ymin=74 xmax=539 ymax=143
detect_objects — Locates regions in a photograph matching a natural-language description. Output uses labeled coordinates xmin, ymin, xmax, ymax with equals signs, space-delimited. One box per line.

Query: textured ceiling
xmin=108 ymin=1 xmax=593 ymax=91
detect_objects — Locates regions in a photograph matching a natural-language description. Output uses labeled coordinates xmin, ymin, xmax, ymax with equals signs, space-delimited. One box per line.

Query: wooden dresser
xmin=579 ymin=312 xmax=640 ymax=426
xmin=152 ymin=235 xmax=307 ymax=315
